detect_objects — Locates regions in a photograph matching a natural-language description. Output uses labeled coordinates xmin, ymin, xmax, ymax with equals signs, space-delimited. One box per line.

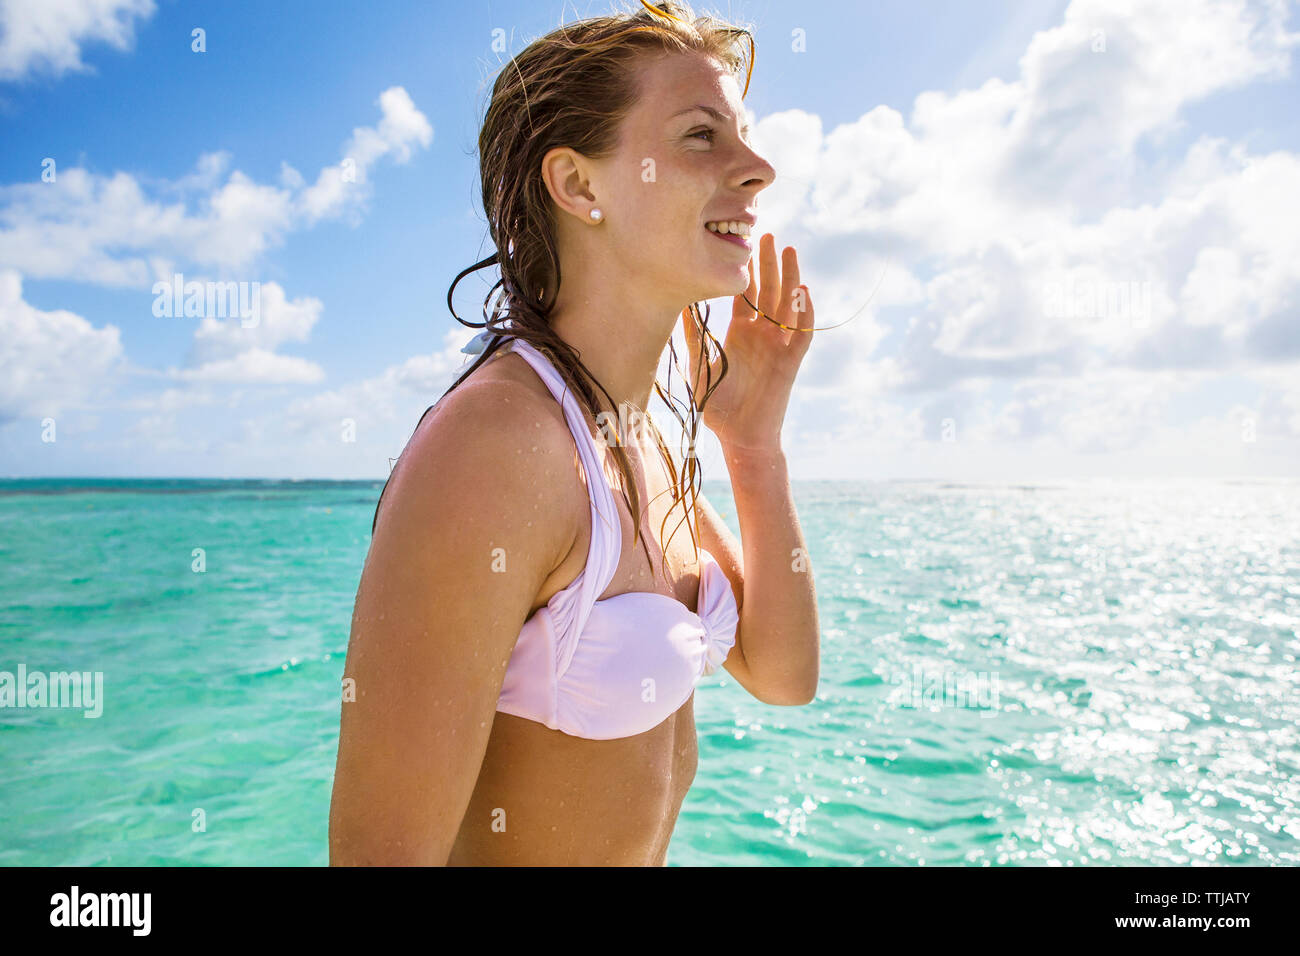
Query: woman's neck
xmin=547 ymin=298 xmax=680 ymax=422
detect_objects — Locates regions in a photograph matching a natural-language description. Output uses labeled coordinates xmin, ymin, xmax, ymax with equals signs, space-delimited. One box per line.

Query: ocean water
xmin=1 ymin=477 xmax=1297 ymax=866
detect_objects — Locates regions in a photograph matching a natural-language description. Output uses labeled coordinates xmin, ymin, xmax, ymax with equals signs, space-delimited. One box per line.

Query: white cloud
xmin=297 ymin=86 xmax=435 ymax=224
xmin=0 ymin=86 xmax=432 ymax=284
xmin=0 ymin=0 xmax=155 ymax=81
xmin=138 ymin=327 xmax=482 ymax=478
xmin=0 ymin=84 xmax=433 ymax=447
xmin=750 ymin=0 xmax=1300 ymax=399
xmin=171 ymin=349 xmax=324 ymax=385
xmin=0 ymin=268 xmax=123 ymax=421
xmin=170 ymin=281 xmax=326 ymax=385
xmin=188 ymin=282 xmax=321 ymax=363
xmin=717 ymin=0 xmax=1300 ymax=480
xmin=283 ymin=327 xmax=475 ymax=437
xmin=997 ymin=0 xmax=1299 ymax=203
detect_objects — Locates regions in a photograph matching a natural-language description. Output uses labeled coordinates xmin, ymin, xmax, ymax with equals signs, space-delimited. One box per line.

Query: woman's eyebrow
xmin=669 ymin=104 xmax=750 ymax=137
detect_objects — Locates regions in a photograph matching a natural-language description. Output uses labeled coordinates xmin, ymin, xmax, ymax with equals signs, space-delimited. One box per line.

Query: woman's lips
xmin=706 ymin=226 xmax=751 ymax=249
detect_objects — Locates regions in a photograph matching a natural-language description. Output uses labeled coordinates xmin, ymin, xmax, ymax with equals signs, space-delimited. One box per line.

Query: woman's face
xmin=594 ymin=51 xmax=776 ymax=306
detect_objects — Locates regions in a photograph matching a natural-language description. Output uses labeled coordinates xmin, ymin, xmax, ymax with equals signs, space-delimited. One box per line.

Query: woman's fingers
xmin=777 ymin=245 xmax=801 ymax=344
xmin=680 ymin=307 xmax=704 ymax=391
xmin=790 ymin=283 xmax=814 ymax=358
xmin=780 ymin=245 xmax=800 ymax=311
xmin=758 ymin=232 xmax=780 ymax=319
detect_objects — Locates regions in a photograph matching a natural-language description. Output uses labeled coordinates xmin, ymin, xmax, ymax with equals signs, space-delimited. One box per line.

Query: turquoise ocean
xmin=1 ymin=477 xmax=1296 ymax=866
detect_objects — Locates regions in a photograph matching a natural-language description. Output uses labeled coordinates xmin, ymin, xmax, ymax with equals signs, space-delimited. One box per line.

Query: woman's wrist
xmin=721 ymin=440 xmax=786 ymax=474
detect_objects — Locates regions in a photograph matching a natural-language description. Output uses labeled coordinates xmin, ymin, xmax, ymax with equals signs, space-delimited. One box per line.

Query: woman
xmin=329 ymin=0 xmax=820 ymax=866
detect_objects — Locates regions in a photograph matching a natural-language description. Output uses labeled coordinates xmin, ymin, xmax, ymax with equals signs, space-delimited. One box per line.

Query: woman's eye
xmin=689 ymin=127 xmax=715 ymax=142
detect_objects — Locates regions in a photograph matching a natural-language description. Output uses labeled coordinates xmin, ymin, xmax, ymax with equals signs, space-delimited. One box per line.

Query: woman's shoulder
xmin=392 ymin=349 xmax=587 ymax=526
xmin=431 ymin=347 xmax=567 ymax=441
xmin=366 ymin=357 xmax=585 ymax=587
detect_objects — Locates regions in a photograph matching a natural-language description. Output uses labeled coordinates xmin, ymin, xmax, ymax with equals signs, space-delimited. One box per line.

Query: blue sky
xmin=2 ymin=0 xmax=1298 ymax=479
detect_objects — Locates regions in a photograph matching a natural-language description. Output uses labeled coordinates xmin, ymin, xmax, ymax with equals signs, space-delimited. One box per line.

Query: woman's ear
xmin=540 ymin=146 xmax=600 ymax=224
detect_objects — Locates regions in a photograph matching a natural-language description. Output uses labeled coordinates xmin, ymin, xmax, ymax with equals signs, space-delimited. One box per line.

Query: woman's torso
xmin=445 ymin=344 xmax=706 ymax=866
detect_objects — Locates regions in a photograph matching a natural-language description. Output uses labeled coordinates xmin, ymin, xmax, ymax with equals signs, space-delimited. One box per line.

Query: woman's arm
xmin=328 ymin=380 xmax=577 ymax=865
xmin=679 ymin=235 xmax=820 ymax=705
xmin=708 ymin=443 xmax=819 ymax=705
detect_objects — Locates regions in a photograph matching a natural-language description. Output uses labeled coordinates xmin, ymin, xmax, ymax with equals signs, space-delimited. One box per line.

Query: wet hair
xmin=372 ymin=0 xmax=756 ymax=581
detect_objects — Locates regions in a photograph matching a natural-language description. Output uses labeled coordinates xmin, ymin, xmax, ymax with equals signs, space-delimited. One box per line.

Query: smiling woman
xmin=328 ymin=0 xmax=821 ymax=867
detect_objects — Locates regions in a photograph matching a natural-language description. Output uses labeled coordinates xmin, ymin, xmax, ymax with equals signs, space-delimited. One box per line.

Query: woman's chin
xmin=693 ymin=268 xmax=752 ymax=302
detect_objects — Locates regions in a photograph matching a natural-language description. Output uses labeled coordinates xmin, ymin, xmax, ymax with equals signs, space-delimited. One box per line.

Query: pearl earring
xmin=589 ymin=208 xmax=603 ymax=222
